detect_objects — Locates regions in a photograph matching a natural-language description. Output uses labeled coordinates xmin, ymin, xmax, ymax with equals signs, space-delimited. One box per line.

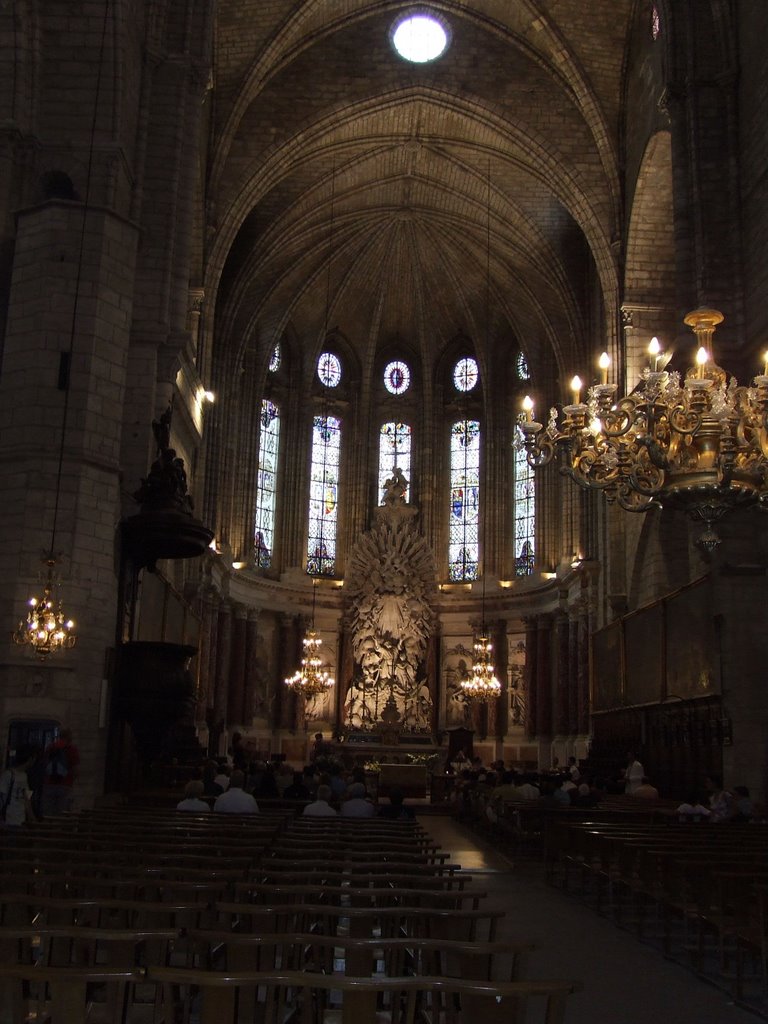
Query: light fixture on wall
xmin=517 ymin=308 xmax=768 ymax=552
xmin=284 ymin=579 xmax=335 ymax=698
xmin=462 ymin=163 xmax=501 ymax=703
xmin=11 ymin=3 xmax=114 ymax=656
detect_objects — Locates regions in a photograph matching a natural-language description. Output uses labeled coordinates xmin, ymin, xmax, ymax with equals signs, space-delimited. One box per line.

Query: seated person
xmin=177 ymin=779 xmax=210 ymax=812
xmin=632 ymin=777 xmax=660 ymax=801
xmin=201 ymin=760 xmax=223 ymax=796
xmin=213 ymin=770 xmax=259 ymax=813
xmin=552 ymin=777 xmax=573 ymax=805
xmin=341 ymin=782 xmax=375 ymax=818
xmin=676 ymin=793 xmax=711 ymax=821
xmin=732 ymin=785 xmax=754 ymax=821
xmin=491 ymin=771 xmax=526 ymax=805
xmin=303 ymin=784 xmax=338 ymax=817
xmin=213 ymin=762 xmax=231 ymax=792
xmin=255 ymin=764 xmax=279 ymax=799
xmin=573 ymin=781 xmax=599 ymax=808
xmin=283 ymin=771 xmax=312 ymax=800
xmin=517 ymin=774 xmax=541 ymax=800
xmin=378 ymin=787 xmax=415 ymax=820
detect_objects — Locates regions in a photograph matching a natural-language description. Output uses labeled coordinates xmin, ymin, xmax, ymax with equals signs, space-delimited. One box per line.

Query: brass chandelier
xmin=284 ymin=581 xmax=335 ymax=698
xmin=517 ymin=308 xmax=768 ymax=551
xmin=12 ymin=559 xmax=76 ymax=658
xmin=462 ymin=633 xmax=501 ymax=702
xmin=461 ymin=164 xmax=501 ymax=703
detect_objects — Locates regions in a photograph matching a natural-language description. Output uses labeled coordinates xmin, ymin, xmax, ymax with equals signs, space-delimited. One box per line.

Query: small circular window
xmin=453 ymin=356 xmax=478 ymax=393
xmin=384 ymin=360 xmax=411 ymax=395
xmin=391 ymin=10 xmax=450 ymax=64
xmin=318 ymin=352 xmax=341 ymax=388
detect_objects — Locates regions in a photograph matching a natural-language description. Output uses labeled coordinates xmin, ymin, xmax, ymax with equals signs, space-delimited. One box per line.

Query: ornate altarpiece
xmin=341 ymin=474 xmax=438 ymax=737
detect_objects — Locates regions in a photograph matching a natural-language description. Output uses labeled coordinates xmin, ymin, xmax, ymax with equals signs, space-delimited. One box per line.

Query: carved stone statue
xmin=343 ymin=499 xmax=437 ymax=732
xmin=133 ymin=405 xmax=194 ymax=515
xmin=381 ymin=467 xmax=408 ymax=506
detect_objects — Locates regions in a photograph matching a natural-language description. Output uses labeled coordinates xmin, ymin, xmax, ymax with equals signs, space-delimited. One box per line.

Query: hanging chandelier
xmin=516 ymin=308 xmax=768 ymax=551
xmin=284 ymin=577 xmax=334 ymax=699
xmin=462 ymin=163 xmax=502 ymax=703
xmin=284 ymin=628 xmax=335 ymax=698
xmin=12 ymin=559 xmax=77 ymax=659
xmin=462 ymin=633 xmax=502 ymax=702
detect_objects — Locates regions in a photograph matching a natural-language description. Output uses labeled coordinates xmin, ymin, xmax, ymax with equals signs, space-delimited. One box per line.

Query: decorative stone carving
xmin=443 ymin=642 xmax=474 ymax=727
xmin=343 ymin=478 xmax=437 ymax=733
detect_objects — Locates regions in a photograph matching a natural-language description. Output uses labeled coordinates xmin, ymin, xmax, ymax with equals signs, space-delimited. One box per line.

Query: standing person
xmin=42 ymin=728 xmax=80 ymax=816
xmin=1 ymin=745 xmax=38 ymax=827
xmin=310 ymin=732 xmax=330 ymax=762
xmin=623 ymin=751 xmax=644 ymax=795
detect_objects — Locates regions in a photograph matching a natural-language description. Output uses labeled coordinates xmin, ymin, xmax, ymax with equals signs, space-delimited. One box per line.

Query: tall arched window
xmin=378 ymin=421 xmax=412 ymax=502
xmin=254 ymin=399 xmax=280 ymax=568
xmin=449 ymin=418 xmax=480 ymax=580
xmin=307 ymin=413 xmax=341 ymax=575
xmin=514 ymin=443 xmax=535 ymax=575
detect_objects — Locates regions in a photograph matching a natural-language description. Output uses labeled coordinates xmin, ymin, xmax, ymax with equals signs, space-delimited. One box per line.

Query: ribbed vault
xmin=207 ymin=0 xmax=634 ymax=392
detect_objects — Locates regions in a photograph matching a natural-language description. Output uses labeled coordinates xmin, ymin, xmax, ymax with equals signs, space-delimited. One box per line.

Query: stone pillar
xmin=275 ymin=614 xmax=298 ymax=730
xmin=555 ymin=612 xmax=570 ymax=736
xmin=212 ymin=601 xmax=233 ymax=737
xmin=576 ymin=606 xmax=590 ymax=735
xmin=535 ymin=615 xmax=553 ymax=738
xmin=228 ymin=603 xmax=248 ymax=727
xmin=243 ymin=609 xmax=261 ymax=723
xmin=523 ymin=617 xmax=538 ymax=737
xmin=194 ymin=589 xmax=215 ymax=715
xmin=0 ymin=200 xmax=139 ymax=807
xmin=494 ymin=620 xmax=508 ymax=740
xmin=568 ymin=614 xmax=580 ymax=735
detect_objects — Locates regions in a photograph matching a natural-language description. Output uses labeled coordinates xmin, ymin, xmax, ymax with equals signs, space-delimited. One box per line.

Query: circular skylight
xmin=318 ymin=352 xmax=342 ymax=388
xmin=391 ymin=11 xmax=450 ymax=64
xmin=383 ymin=360 xmax=411 ymax=395
xmin=453 ymin=357 xmax=478 ymax=393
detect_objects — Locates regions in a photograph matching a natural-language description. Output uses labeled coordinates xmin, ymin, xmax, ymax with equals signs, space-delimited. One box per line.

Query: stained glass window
xmin=383 ymin=360 xmax=410 ymax=395
xmin=453 ymin=357 xmax=478 ymax=393
xmin=516 ymin=352 xmax=530 ymax=381
xmin=254 ymin=399 xmax=280 ymax=569
xmin=269 ymin=343 xmax=281 ymax=373
xmin=307 ymin=414 xmax=341 ymax=575
xmin=318 ymin=352 xmax=341 ymax=388
xmin=449 ymin=419 xmax=480 ymax=581
xmin=378 ymin=422 xmax=412 ymax=502
xmin=514 ymin=442 xmax=535 ymax=576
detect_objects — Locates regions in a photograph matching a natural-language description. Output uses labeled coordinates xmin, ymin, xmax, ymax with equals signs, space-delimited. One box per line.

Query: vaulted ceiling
xmin=206 ymin=1 xmax=636 ymax=386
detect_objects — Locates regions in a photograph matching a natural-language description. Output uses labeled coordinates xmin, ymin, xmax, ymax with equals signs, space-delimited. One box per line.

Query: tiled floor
xmin=417 ymin=813 xmax=759 ymax=1024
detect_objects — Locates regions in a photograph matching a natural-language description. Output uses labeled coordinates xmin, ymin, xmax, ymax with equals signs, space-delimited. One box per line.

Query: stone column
xmin=275 ymin=614 xmax=298 ymax=730
xmin=576 ymin=606 xmax=591 ymax=735
xmin=555 ymin=612 xmax=570 ymax=736
xmin=195 ymin=588 xmax=218 ymax=718
xmin=523 ymin=617 xmax=538 ymax=737
xmin=494 ymin=620 xmax=508 ymax=740
xmin=568 ymin=614 xmax=580 ymax=735
xmin=212 ymin=601 xmax=233 ymax=736
xmin=228 ymin=603 xmax=248 ymax=728
xmin=243 ymin=609 xmax=262 ymax=723
xmin=535 ymin=615 xmax=553 ymax=739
